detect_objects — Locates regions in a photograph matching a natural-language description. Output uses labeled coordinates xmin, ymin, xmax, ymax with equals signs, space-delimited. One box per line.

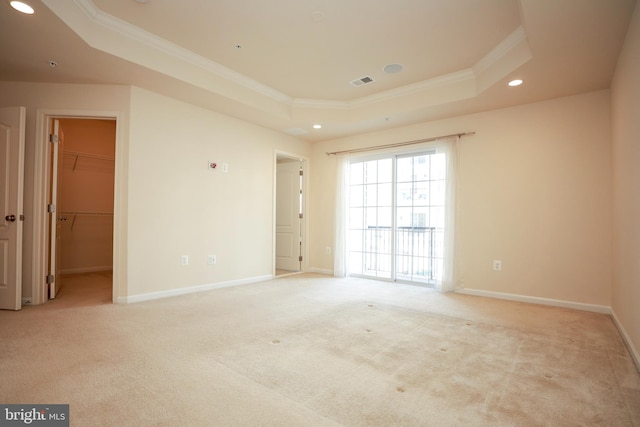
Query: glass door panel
xmin=348 ymin=151 xmax=445 ymax=285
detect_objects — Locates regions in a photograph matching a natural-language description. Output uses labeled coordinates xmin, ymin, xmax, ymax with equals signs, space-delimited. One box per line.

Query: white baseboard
xmin=61 ymin=266 xmax=112 ymax=275
xmin=455 ymin=288 xmax=611 ymax=314
xmin=118 ymin=274 xmax=273 ymax=304
xmin=610 ymin=309 xmax=640 ymax=372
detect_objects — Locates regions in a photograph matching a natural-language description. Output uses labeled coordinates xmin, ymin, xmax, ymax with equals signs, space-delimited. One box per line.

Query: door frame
xmin=273 ymin=150 xmax=309 ymax=276
xmin=32 ymin=109 xmax=124 ymax=304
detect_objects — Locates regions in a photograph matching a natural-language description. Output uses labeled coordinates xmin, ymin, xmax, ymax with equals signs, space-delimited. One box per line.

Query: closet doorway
xmin=48 ymin=118 xmax=115 ymax=305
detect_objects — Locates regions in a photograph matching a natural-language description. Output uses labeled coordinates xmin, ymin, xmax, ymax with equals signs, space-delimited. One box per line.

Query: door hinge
xmin=48 ymin=204 xmax=56 ymax=213
xmin=49 ymin=134 xmax=58 ymax=144
xmin=19 ymin=214 xmax=25 ymax=221
xmin=299 ymin=213 xmax=303 ymax=219
xmin=299 ymin=169 xmax=303 ymax=176
xmin=46 ymin=275 xmax=55 ymax=284
xmin=299 ymin=256 xmax=303 ymax=262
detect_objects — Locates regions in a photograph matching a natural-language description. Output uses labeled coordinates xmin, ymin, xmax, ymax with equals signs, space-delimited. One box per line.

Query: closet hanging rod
xmin=325 ymin=132 xmax=475 ymax=156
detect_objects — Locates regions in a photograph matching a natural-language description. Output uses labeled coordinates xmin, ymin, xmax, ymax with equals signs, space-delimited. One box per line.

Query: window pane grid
xmin=348 ymin=153 xmax=445 ymax=285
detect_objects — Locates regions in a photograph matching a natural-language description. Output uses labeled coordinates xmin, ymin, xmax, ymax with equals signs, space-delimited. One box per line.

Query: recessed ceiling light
xmin=312 ymin=124 xmax=322 ymax=129
xmin=508 ymin=79 xmax=523 ymax=87
xmin=10 ymin=1 xmax=34 ymax=14
xmin=383 ymin=63 xmax=404 ymax=74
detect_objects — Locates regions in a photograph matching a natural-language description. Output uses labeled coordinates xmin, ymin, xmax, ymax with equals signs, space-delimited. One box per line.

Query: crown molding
xmin=292 ymin=99 xmax=351 ymax=110
xmin=473 ymin=25 xmax=529 ymax=75
xmin=68 ymin=0 xmax=292 ymax=104
xmin=43 ymin=0 xmax=530 ymax=126
xmin=292 ymin=27 xmax=529 ymax=112
xmin=353 ymin=69 xmax=476 ymax=108
xmin=293 ymin=69 xmax=475 ymax=111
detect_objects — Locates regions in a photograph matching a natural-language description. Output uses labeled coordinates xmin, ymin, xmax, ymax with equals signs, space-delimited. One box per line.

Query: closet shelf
xmin=64 ymin=150 xmax=115 ymax=171
xmin=61 ymin=211 xmax=113 ymax=230
xmin=62 ymin=211 xmax=113 ymax=215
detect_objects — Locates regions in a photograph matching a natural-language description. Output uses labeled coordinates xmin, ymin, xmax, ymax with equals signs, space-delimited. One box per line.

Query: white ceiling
xmin=0 ymin=0 xmax=636 ymax=142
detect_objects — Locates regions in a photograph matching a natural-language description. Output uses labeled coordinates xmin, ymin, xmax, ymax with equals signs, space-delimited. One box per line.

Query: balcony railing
xmin=354 ymin=225 xmax=439 ymax=282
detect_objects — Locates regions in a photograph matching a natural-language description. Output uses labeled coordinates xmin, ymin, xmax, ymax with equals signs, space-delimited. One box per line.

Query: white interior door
xmin=48 ymin=119 xmax=64 ymax=299
xmin=276 ymin=160 xmax=302 ymax=272
xmin=0 ymin=107 xmax=26 ymax=310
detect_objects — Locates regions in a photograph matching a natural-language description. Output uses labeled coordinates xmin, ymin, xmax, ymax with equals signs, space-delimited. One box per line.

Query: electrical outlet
xmin=208 ymin=255 xmax=217 ymax=265
xmin=222 ymin=163 xmax=228 ymax=173
xmin=493 ymin=260 xmax=502 ymax=271
xmin=181 ymin=255 xmax=189 ymax=266
xmin=326 ymin=246 xmax=332 ymax=255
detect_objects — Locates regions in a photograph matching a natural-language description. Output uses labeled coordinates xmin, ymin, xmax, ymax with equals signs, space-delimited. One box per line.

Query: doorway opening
xmin=275 ymin=153 xmax=307 ymax=277
xmin=46 ymin=117 xmax=116 ymax=306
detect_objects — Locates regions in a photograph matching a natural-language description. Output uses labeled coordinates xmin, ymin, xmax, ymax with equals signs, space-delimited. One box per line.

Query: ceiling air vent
xmin=350 ymin=76 xmax=375 ymax=87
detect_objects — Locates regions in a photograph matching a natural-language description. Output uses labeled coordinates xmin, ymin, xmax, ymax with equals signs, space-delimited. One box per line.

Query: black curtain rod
xmin=325 ymin=132 xmax=475 ymax=156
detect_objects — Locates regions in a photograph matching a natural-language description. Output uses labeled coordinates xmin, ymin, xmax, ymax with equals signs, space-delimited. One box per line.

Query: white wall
xmin=0 ymin=82 xmax=310 ymax=302
xmin=126 ymin=87 xmax=310 ymax=297
xmin=310 ymin=90 xmax=612 ymax=307
xmin=611 ymin=1 xmax=640 ymax=364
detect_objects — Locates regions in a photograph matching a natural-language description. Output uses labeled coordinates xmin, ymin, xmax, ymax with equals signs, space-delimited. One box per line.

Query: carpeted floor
xmin=1 ymin=273 xmax=639 ymax=426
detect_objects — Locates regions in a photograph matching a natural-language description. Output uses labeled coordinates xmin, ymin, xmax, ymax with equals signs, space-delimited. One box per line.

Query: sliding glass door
xmin=348 ymin=151 xmax=447 ymax=285
xmin=395 ymin=152 xmax=446 ymax=283
xmin=348 ymin=157 xmax=393 ymax=278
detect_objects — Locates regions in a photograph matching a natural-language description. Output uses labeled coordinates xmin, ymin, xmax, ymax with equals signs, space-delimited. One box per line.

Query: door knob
xmin=5 ymin=215 xmax=16 ymax=222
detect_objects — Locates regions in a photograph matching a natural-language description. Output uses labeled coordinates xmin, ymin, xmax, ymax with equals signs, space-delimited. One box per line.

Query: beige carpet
xmin=1 ymin=273 xmax=639 ymax=426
